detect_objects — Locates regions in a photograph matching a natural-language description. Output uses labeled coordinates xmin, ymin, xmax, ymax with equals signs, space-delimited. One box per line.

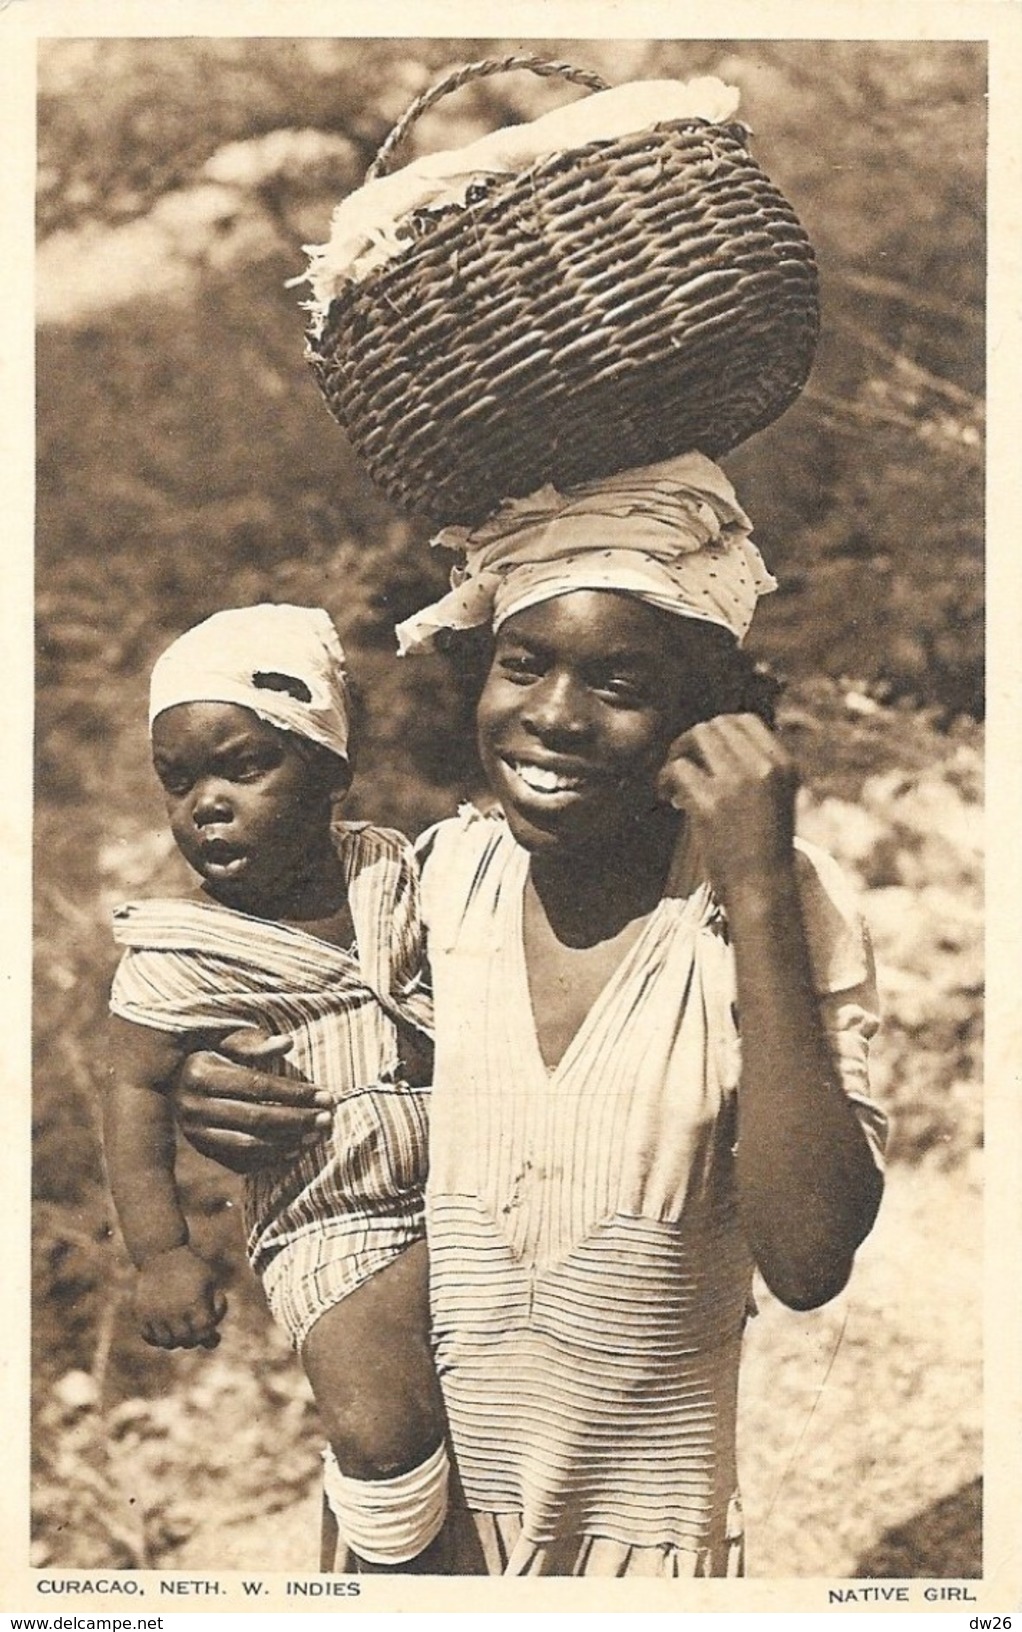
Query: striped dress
xmin=418 ymin=807 xmax=887 ymax=1577
xmin=110 ymin=824 xmax=433 ymax=1349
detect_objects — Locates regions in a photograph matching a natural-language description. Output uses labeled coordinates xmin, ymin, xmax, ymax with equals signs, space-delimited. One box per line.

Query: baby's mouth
xmin=199 ymin=837 xmax=247 ymax=877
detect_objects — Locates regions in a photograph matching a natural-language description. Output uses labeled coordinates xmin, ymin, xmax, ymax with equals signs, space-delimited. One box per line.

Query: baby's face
xmin=151 ymin=702 xmax=341 ymax=912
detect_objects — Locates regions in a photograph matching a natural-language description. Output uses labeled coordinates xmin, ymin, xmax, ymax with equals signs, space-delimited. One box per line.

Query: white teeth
xmin=513 ymin=761 xmax=583 ymax=794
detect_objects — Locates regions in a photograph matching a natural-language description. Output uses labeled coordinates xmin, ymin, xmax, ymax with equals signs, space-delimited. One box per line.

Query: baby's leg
xmin=302 ymin=1239 xmax=449 ymax=1573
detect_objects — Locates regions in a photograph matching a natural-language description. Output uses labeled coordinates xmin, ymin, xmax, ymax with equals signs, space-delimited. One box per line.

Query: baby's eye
xmin=230 ymin=758 xmax=270 ymax=782
xmin=156 ymin=768 xmax=192 ymax=797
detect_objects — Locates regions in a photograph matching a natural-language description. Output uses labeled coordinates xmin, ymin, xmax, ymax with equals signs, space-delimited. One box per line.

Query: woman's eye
xmin=594 ymin=676 xmax=648 ymax=705
xmin=499 ymin=654 xmax=542 ymax=683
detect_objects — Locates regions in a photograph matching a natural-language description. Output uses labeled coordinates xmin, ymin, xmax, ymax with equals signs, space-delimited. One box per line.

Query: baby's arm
xmin=103 ymin=1016 xmax=227 ymax=1349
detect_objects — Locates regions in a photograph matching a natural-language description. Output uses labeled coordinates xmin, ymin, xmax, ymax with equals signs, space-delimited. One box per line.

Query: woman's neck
xmin=529 ymin=808 xmax=682 ymax=949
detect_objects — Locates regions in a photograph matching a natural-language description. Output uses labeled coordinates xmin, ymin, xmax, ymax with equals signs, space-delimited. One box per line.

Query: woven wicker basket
xmin=306 ymin=55 xmax=820 ymax=527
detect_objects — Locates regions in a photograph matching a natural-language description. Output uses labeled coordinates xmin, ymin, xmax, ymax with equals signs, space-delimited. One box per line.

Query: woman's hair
xmin=667 ymin=618 xmax=783 ymax=730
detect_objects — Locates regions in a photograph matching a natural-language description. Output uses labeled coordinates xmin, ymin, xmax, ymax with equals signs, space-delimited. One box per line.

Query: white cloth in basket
xmin=301 ymin=77 xmax=741 ymax=313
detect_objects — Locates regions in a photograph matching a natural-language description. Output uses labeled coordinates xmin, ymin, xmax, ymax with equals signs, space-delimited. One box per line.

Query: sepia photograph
xmin=6 ymin=2 xmax=1017 ymax=1613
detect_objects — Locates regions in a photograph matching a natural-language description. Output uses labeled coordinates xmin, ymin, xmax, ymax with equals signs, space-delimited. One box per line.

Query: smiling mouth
xmin=502 ymin=756 xmax=591 ymax=798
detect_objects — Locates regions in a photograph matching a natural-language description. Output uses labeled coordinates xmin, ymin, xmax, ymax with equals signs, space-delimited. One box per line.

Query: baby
xmin=103 ymin=603 xmax=448 ymax=1572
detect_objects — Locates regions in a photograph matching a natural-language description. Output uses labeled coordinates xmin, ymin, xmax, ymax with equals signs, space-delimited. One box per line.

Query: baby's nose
xmin=193 ymin=783 xmax=232 ymax=824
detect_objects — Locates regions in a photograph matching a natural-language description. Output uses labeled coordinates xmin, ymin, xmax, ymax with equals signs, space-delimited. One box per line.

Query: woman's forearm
xmin=727 ymin=866 xmax=882 ymax=1310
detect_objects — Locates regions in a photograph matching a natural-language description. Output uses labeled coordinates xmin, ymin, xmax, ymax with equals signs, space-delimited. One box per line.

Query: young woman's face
xmin=151 ymin=702 xmax=343 ymax=910
xmin=476 ymin=591 xmax=735 ymax=857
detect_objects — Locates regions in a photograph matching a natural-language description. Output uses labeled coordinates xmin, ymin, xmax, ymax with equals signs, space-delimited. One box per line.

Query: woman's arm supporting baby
xmin=172 ymin=1013 xmax=434 ymax=1170
xmin=170 ymin=1029 xmax=328 ymax=1169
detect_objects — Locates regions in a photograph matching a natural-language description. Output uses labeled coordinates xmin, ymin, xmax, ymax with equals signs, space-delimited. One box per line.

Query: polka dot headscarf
xmin=395 ymin=452 xmax=776 ymax=655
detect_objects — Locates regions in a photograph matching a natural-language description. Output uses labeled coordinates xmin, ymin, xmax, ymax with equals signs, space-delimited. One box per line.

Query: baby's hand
xmin=134 ymin=1245 xmax=227 ymax=1351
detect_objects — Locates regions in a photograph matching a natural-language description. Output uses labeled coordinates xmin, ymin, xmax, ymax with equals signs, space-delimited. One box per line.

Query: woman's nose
xmin=521 ymin=674 xmax=590 ymax=743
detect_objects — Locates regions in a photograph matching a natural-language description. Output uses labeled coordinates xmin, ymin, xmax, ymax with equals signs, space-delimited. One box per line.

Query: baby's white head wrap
xmin=395 ymin=451 xmax=776 ymax=656
xmin=149 ymin=603 xmax=351 ymax=765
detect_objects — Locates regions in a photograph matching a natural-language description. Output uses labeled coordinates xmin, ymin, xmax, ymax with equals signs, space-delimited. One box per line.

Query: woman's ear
xmin=665 ymin=621 xmax=746 ymax=734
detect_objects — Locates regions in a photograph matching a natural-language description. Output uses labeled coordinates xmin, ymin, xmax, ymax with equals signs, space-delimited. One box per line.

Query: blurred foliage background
xmin=34 ymin=37 xmax=983 ymax=1576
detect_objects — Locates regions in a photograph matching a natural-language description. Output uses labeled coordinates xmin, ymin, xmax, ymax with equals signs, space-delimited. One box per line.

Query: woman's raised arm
xmin=659 ymin=712 xmax=883 ymax=1310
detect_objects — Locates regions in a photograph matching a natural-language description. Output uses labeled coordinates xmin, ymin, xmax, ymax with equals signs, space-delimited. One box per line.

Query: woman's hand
xmin=657 ymin=712 xmax=799 ymax=905
xmin=172 ymin=1028 xmax=333 ymax=1173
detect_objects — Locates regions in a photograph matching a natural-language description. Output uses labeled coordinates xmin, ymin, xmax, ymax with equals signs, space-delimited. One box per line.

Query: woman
xmin=173 ymin=452 xmax=886 ymax=1576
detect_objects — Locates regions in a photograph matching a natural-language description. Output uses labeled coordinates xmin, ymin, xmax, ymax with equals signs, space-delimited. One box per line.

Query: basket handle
xmin=367 ymin=53 xmax=611 ymax=181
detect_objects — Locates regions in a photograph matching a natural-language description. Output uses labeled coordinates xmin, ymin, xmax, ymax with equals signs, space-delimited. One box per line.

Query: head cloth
xmin=149 ymin=603 xmax=351 ymax=765
xmin=395 ymin=452 xmax=776 ymax=656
